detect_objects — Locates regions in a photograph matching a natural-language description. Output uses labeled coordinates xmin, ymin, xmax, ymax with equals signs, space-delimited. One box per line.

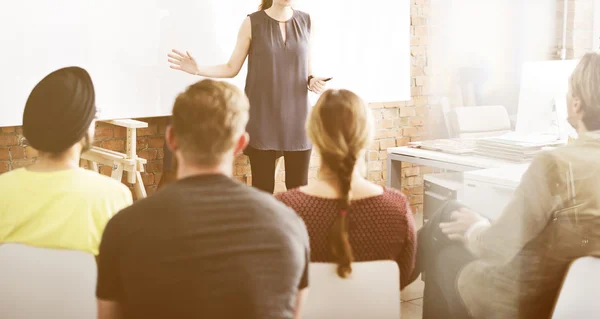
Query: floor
xmin=401 ymin=212 xmax=424 ymax=319
xmin=401 ymin=276 xmax=424 ymax=318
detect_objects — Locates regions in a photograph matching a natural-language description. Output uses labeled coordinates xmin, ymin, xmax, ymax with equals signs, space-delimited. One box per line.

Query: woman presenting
xmin=168 ymin=0 xmax=328 ymax=193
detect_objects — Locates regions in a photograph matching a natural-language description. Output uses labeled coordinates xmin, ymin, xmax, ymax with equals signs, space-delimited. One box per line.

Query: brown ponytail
xmin=307 ymin=90 xmax=374 ymax=278
xmin=259 ymin=0 xmax=273 ymax=10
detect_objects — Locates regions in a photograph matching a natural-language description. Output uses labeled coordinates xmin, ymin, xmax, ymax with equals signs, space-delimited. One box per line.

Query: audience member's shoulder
xmin=383 ymin=187 xmax=409 ymax=201
xmin=381 ymin=187 xmax=411 ymax=211
xmin=246 ymin=187 xmax=303 ymax=222
xmin=273 ymin=188 xmax=303 ymax=205
xmin=76 ymin=169 xmax=131 ymax=196
xmin=0 ymin=168 xmax=24 ymax=182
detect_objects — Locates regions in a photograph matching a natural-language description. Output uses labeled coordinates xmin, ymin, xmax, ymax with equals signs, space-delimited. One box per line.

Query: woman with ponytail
xmin=165 ymin=0 xmax=329 ymax=193
xmin=276 ymin=89 xmax=418 ymax=289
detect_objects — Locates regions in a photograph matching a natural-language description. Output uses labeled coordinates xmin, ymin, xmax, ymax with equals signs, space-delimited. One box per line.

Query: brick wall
xmin=558 ymin=0 xmax=594 ymax=58
xmin=0 ymin=0 xmax=431 ymax=212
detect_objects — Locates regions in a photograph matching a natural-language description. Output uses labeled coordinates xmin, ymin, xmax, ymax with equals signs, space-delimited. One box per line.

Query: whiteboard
xmin=0 ymin=0 xmax=410 ymax=127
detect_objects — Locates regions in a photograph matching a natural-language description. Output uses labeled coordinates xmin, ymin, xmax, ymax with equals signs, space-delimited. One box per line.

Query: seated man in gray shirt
xmin=96 ymin=79 xmax=310 ymax=319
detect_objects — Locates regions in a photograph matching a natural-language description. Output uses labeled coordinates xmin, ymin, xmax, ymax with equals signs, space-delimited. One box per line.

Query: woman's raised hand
xmin=168 ymin=49 xmax=199 ymax=75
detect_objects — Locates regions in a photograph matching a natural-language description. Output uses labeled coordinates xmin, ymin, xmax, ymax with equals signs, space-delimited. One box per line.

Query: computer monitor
xmin=515 ymin=60 xmax=579 ymax=140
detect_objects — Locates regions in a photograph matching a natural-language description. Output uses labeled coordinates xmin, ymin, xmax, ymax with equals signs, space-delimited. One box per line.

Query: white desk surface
xmin=388 ymin=146 xmax=521 ymax=170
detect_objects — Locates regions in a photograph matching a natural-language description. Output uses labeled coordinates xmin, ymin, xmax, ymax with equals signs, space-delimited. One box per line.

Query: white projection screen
xmin=0 ymin=0 xmax=410 ymax=127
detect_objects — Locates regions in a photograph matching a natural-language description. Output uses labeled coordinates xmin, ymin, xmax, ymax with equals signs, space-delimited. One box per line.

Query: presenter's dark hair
xmin=259 ymin=0 xmax=273 ymax=10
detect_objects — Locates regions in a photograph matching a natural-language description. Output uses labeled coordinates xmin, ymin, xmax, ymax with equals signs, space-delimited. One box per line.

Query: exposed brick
xmin=158 ymin=148 xmax=165 ymax=160
xmin=379 ymin=139 xmax=397 ymax=150
xmin=403 ymin=167 xmax=420 ymax=177
xmin=114 ymin=127 xmax=127 ymax=138
xmin=394 ymin=118 xmax=411 ymax=128
xmin=94 ymin=126 xmax=114 ymax=140
xmin=154 ymin=173 xmax=163 ymax=186
xmin=12 ymin=159 xmax=35 ymax=169
xmin=148 ymin=137 xmax=165 ymax=149
xmin=368 ymin=160 xmax=383 ymax=172
xmin=378 ymin=119 xmax=394 ymax=129
xmin=100 ymin=166 xmax=112 ymax=177
xmin=369 ymin=141 xmax=380 ymax=151
xmin=399 ymin=107 xmax=417 ymax=117
xmin=396 ymin=137 xmax=411 ymax=146
xmin=382 ymin=109 xmax=398 ymax=120
xmin=414 ymin=97 xmax=428 ymax=107
xmin=368 ymin=151 xmax=379 ymax=161
xmin=411 ymin=118 xmax=425 ymax=126
xmin=138 ymin=149 xmax=158 ymax=161
xmin=409 ymin=195 xmax=424 ymax=205
xmin=403 ymin=127 xmax=419 ymax=137
xmin=406 ymin=186 xmax=424 ymax=196
xmin=276 ymin=171 xmax=286 ymax=183
xmin=1 ymin=127 xmax=15 ymax=133
xmin=0 ymin=162 xmax=9 ymax=173
xmin=102 ymin=140 xmax=125 ymax=152
xmin=379 ymin=150 xmax=388 ymax=160
xmin=274 ymin=182 xmax=287 ymax=193
xmin=138 ymin=124 xmax=158 ymax=137
xmin=235 ymin=155 xmax=249 ymax=165
xmin=137 ymin=137 xmax=148 ymax=150
xmin=0 ymin=148 xmax=9 ymax=161
xmin=141 ymin=173 xmax=155 ymax=185
xmin=146 ymin=160 xmax=163 ymax=173
xmin=369 ymin=171 xmax=383 ymax=181
xmin=416 ymin=106 xmax=429 ymax=116
xmin=0 ymin=135 xmax=19 ymax=146
xmin=10 ymin=147 xmax=25 ymax=160
xmin=236 ymin=165 xmax=251 ymax=176
xmin=402 ymin=162 xmax=414 ymax=168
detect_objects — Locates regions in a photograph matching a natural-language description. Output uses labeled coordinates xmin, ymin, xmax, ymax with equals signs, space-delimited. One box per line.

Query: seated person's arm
xmin=96 ymin=220 xmax=125 ymax=319
xmin=464 ymin=153 xmax=559 ymax=263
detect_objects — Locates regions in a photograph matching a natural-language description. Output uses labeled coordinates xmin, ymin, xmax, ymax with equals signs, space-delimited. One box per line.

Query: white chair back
xmin=0 ymin=243 xmax=97 ymax=319
xmin=552 ymin=256 xmax=600 ymax=319
xmin=303 ymin=261 xmax=400 ymax=319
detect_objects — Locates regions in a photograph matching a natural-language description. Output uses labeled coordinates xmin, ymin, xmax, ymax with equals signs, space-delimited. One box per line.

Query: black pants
xmin=417 ymin=201 xmax=475 ymax=319
xmin=246 ymin=147 xmax=311 ymax=194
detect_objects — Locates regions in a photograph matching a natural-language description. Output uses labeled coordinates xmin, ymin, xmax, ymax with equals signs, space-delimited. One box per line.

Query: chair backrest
xmin=552 ymin=256 xmax=600 ymax=319
xmin=0 ymin=243 xmax=97 ymax=319
xmin=303 ymin=261 xmax=400 ymax=319
xmin=448 ymin=105 xmax=511 ymax=139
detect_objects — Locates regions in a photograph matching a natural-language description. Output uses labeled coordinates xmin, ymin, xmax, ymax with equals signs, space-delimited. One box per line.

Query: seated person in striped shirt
xmin=276 ymin=89 xmax=417 ymax=289
xmin=0 ymin=67 xmax=132 ymax=256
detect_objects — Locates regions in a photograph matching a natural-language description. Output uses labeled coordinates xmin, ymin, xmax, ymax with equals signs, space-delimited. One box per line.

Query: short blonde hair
xmin=570 ymin=52 xmax=600 ymax=130
xmin=171 ymin=80 xmax=249 ymax=166
xmin=306 ymin=89 xmax=374 ymax=278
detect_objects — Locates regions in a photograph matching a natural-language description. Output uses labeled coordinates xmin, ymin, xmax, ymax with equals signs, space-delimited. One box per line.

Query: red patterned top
xmin=275 ymin=187 xmax=417 ymax=289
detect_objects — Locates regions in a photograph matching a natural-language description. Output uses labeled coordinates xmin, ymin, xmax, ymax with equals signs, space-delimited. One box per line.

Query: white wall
xmin=0 ymin=0 xmax=410 ymax=127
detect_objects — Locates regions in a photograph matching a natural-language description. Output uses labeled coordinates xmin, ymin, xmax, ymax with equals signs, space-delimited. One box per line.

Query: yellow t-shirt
xmin=0 ymin=168 xmax=133 ymax=255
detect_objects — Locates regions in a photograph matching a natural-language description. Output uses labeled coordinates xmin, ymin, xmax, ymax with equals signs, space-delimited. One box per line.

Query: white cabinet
xmin=462 ymin=164 xmax=530 ymax=220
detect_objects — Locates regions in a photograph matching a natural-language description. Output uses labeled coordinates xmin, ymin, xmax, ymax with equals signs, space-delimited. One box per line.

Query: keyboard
xmin=410 ymin=139 xmax=477 ymax=155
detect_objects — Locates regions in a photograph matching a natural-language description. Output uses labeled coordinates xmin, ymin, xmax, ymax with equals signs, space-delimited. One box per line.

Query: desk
xmin=463 ymin=164 xmax=529 ymax=219
xmin=386 ymin=146 xmax=519 ymax=189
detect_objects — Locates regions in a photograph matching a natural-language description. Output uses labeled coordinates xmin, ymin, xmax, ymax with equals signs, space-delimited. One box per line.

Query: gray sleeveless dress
xmin=244 ymin=10 xmax=312 ymax=153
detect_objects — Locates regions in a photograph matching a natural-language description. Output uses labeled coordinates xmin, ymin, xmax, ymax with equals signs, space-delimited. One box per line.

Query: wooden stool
xmin=81 ymin=119 xmax=149 ymax=199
